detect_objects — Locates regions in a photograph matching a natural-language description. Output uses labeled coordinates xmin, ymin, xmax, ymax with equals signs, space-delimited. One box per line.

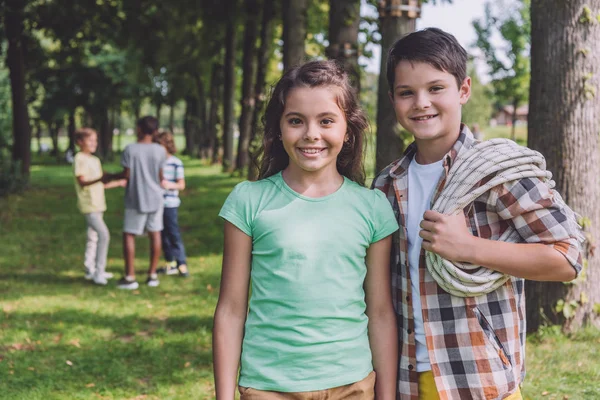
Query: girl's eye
xmin=321 ymin=119 xmax=334 ymax=125
xmin=288 ymin=118 xmax=302 ymax=125
xmin=398 ymin=90 xmax=412 ymax=97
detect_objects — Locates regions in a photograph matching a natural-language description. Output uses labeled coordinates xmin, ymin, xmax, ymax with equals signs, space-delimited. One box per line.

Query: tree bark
xmin=327 ymin=0 xmax=361 ymax=91
xmin=184 ymin=96 xmax=198 ymax=157
xmin=168 ymin=99 xmax=175 ymax=133
xmin=68 ymin=111 xmax=76 ymax=153
xmin=5 ymin=0 xmax=32 ymax=178
xmin=222 ymin=0 xmax=238 ymax=172
xmin=208 ymin=63 xmax=222 ymax=164
xmin=196 ymin=74 xmax=208 ymax=158
xmin=282 ymin=0 xmax=308 ymax=71
xmin=375 ymin=5 xmax=416 ymax=172
xmin=527 ymin=0 xmax=600 ymax=332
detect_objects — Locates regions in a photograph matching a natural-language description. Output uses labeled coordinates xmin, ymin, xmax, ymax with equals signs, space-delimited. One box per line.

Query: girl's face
xmin=279 ymin=86 xmax=348 ymax=177
xmin=78 ymin=134 xmax=98 ymax=154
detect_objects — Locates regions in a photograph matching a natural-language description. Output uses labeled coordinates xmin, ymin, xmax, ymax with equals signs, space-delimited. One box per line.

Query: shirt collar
xmin=387 ymin=123 xmax=475 ymax=179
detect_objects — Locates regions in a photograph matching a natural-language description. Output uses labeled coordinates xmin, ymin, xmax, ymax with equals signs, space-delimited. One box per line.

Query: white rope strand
xmin=425 ymin=138 xmax=576 ymax=297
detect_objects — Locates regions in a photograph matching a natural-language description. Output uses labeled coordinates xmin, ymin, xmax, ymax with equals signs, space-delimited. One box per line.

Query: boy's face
xmin=77 ymin=134 xmax=98 ymax=154
xmin=390 ymin=61 xmax=470 ymax=146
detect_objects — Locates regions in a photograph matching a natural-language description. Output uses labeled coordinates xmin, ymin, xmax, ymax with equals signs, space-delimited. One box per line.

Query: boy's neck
xmin=138 ymin=135 xmax=154 ymax=144
xmin=414 ymin=128 xmax=461 ymax=165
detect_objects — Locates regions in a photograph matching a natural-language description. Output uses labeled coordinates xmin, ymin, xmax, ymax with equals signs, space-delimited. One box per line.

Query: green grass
xmin=1 ymin=153 xmax=599 ymax=399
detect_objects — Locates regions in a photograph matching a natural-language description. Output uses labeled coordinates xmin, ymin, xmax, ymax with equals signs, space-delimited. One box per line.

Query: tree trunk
xmin=98 ymin=108 xmax=111 ymax=159
xmin=168 ymin=99 xmax=175 ymax=133
xmin=196 ymin=74 xmax=208 ymax=158
xmin=282 ymin=0 xmax=308 ymax=71
xmin=68 ymin=111 xmax=76 ymax=153
xmin=510 ymin=99 xmax=517 ymax=141
xmin=222 ymin=0 xmax=238 ymax=172
xmin=248 ymin=0 xmax=276 ymax=181
xmin=208 ymin=63 xmax=222 ymax=164
xmin=156 ymin=101 xmax=162 ymax=127
xmin=527 ymin=0 xmax=600 ymax=332
xmin=49 ymin=121 xmax=59 ymax=158
xmin=36 ymin=120 xmax=42 ymax=155
xmin=327 ymin=0 xmax=361 ymax=91
xmin=375 ymin=5 xmax=416 ymax=172
xmin=184 ymin=96 xmax=198 ymax=157
xmin=5 ymin=0 xmax=31 ymax=178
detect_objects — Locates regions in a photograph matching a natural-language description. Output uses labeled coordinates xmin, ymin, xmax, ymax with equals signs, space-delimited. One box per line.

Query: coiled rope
xmin=425 ymin=138 xmax=580 ymax=297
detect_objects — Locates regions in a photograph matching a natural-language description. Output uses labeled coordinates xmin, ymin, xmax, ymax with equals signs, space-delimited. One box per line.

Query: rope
xmin=425 ymin=138 xmax=578 ymax=297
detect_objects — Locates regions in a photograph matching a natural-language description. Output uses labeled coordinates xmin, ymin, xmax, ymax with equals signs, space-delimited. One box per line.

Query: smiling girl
xmin=213 ymin=61 xmax=399 ymax=400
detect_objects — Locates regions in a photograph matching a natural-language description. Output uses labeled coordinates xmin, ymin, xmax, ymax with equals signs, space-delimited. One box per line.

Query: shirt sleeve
xmin=218 ymin=181 xmax=254 ymax=237
xmin=121 ymin=146 xmax=130 ymax=168
xmin=370 ymin=189 xmax=400 ymax=243
xmin=73 ymin=154 xmax=86 ymax=177
xmin=176 ymin=162 xmax=184 ymax=180
xmin=493 ymin=177 xmax=583 ymax=275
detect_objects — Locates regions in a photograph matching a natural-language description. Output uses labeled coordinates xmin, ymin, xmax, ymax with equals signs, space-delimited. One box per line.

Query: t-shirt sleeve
xmin=121 ymin=146 xmax=130 ymax=168
xmin=218 ymin=181 xmax=254 ymax=237
xmin=370 ymin=189 xmax=399 ymax=243
xmin=176 ymin=161 xmax=184 ymax=180
xmin=73 ymin=154 xmax=87 ymax=177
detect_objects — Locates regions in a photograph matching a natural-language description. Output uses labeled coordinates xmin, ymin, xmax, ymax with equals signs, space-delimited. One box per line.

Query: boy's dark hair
xmin=154 ymin=130 xmax=177 ymax=154
xmin=74 ymin=127 xmax=97 ymax=143
xmin=137 ymin=116 xmax=159 ymax=136
xmin=257 ymin=60 xmax=368 ymax=185
xmin=386 ymin=27 xmax=468 ymax=92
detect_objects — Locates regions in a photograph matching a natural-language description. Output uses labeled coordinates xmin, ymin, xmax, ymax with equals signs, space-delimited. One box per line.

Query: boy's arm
xmin=76 ymin=175 xmax=103 ymax=188
xmin=108 ymin=168 xmax=130 ymax=182
xmin=213 ymin=222 xmax=252 ymax=400
xmin=104 ymin=179 xmax=127 ymax=189
xmin=365 ymin=235 xmax=397 ymax=400
xmin=161 ymin=178 xmax=185 ymax=190
xmin=419 ymin=178 xmax=581 ymax=282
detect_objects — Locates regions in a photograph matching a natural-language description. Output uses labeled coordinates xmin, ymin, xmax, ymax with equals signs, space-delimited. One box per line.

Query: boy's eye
xmin=288 ymin=118 xmax=302 ymax=125
xmin=430 ymin=86 xmax=444 ymax=92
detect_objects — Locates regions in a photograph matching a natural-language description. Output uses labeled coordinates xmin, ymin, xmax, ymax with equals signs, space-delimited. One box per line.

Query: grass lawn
xmin=1 ymin=156 xmax=599 ymax=399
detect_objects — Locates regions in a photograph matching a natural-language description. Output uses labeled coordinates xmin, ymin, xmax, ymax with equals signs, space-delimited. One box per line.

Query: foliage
xmin=462 ymin=63 xmax=494 ymax=128
xmin=473 ymin=0 xmax=530 ymax=131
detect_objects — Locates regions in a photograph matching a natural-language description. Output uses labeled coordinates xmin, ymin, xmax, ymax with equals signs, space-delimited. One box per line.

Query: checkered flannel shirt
xmin=372 ymin=125 xmax=582 ymax=400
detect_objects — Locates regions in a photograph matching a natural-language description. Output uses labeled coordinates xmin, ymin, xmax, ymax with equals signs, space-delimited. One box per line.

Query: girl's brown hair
xmin=74 ymin=127 xmax=97 ymax=143
xmin=255 ymin=60 xmax=368 ymax=186
xmin=154 ymin=130 xmax=176 ymax=154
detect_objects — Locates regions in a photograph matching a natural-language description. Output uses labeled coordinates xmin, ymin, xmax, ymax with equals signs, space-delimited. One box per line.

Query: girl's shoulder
xmin=343 ymin=179 xmax=388 ymax=203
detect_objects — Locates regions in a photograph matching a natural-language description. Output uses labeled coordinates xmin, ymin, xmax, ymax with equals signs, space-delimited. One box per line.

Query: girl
xmin=213 ymin=61 xmax=399 ymax=400
xmin=154 ymin=131 xmax=189 ymax=277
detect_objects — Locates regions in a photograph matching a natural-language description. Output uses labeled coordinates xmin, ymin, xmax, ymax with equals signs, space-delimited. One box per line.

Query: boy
xmin=73 ymin=128 xmax=125 ymax=285
xmin=114 ymin=116 xmax=167 ymax=289
xmin=372 ymin=28 xmax=582 ymax=399
xmin=154 ymin=131 xmax=189 ymax=277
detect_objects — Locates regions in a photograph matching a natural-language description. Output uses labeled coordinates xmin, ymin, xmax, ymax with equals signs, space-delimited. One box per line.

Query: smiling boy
xmin=372 ymin=28 xmax=582 ymax=399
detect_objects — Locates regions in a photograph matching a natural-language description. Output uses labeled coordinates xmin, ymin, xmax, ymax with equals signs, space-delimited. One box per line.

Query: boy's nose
xmin=413 ymin=93 xmax=431 ymax=110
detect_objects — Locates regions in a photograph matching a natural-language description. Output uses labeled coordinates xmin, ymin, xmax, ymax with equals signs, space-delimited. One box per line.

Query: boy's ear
xmin=459 ymin=76 xmax=472 ymax=105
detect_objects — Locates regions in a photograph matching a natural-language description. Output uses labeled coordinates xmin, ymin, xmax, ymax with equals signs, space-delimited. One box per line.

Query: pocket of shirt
xmin=472 ymin=306 xmax=512 ymax=368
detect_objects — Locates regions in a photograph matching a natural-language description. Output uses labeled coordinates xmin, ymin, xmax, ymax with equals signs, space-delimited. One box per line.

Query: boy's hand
xmin=419 ymin=210 xmax=476 ymax=262
xmin=117 ymin=179 xmax=127 ymax=188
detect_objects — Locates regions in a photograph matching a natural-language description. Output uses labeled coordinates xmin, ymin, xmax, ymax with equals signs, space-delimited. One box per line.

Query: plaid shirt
xmin=372 ymin=125 xmax=582 ymax=400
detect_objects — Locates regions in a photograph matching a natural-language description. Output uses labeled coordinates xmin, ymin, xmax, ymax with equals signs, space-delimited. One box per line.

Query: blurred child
xmin=154 ymin=131 xmax=189 ymax=277
xmin=73 ymin=128 xmax=125 ymax=285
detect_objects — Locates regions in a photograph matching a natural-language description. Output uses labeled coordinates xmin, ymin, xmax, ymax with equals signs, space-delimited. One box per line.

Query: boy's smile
xmin=391 ymin=61 xmax=471 ymax=162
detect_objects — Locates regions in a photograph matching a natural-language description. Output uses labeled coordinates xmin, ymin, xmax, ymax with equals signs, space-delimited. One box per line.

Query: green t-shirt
xmin=219 ymin=172 xmax=398 ymax=392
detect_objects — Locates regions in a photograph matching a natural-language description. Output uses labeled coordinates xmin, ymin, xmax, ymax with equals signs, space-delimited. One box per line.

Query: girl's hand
xmin=161 ymin=179 xmax=171 ymax=189
xmin=419 ymin=210 xmax=476 ymax=262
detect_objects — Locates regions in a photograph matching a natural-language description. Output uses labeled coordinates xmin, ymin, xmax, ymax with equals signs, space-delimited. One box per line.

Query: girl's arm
xmin=161 ymin=178 xmax=185 ymax=190
xmin=104 ymin=179 xmax=127 ymax=189
xmin=213 ymin=221 xmax=252 ymax=400
xmin=365 ymin=236 xmax=397 ymax=400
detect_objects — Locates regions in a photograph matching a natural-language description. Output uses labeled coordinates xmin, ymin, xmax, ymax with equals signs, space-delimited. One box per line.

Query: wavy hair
xmin=255 ymin=60 xmax=368 ymax=186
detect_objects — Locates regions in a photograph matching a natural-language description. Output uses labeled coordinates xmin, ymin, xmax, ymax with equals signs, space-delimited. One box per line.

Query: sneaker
xmin=117 ymin=277 xmax=139 ymax=290
xmin=85 ymin=271 xmax=114 ymax=280
xmin=146 ymin=276 xmax=160 ymax=287
xmin=177 ymin=264 xmax=190 ymax=278
xmin=157 ymin=261 xmax=177 ymax=275
xmin=93 ymin=275 xmax=108 ymax=285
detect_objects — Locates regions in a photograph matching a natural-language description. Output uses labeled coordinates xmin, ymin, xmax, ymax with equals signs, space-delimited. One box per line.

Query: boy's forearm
xmin=368 ymin=309 xmax=398 ymax=400
xmin=77 ymin=177 xmax=103 ymax=187
xmin=464 ymin=237 xmax=577 ymax=281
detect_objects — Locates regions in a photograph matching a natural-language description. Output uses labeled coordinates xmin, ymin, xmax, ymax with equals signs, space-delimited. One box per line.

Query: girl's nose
xmin=303 ymin=123 xmax=321 ymax=141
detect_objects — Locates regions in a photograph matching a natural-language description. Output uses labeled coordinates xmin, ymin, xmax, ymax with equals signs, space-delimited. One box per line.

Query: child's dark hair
xmin=257 ymin=60 xmax=368 ymax=185
xmin=154 ymin=130 xmax=177 ymax=154
xmin=74 ymin=127 xmax=97 ymax=143
xmin=137 ymin=116 xmax=159 ymax=136
xmin=386 ymin=27 xmax=467 ymax=91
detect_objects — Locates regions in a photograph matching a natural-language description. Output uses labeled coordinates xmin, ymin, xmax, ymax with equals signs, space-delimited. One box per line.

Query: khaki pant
xmin=418 ymin=371 xmax=523 ymax=400
xmin=239 ymin=371 xmax=375 ymax=400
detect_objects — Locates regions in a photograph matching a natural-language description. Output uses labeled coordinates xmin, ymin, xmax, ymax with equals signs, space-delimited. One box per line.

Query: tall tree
xmin=4 ymin=0 xmax=32 ymax=178
xmin=282 ymin=0 xmax=309 ymax=70
xmin=222 ymin=0 xmax=238 ymax=172
xmin=235 ymin=0 xmax=261 ymax=172
xmin=374 ymin=0 xmax=419 ymax=172
xmin=527 ymin=0 xmax=600 ymax=332
xmin=328 ymin=0 xmax=361 ymax=90
xmin=473 ymin=0 xmax=530 ymax=141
